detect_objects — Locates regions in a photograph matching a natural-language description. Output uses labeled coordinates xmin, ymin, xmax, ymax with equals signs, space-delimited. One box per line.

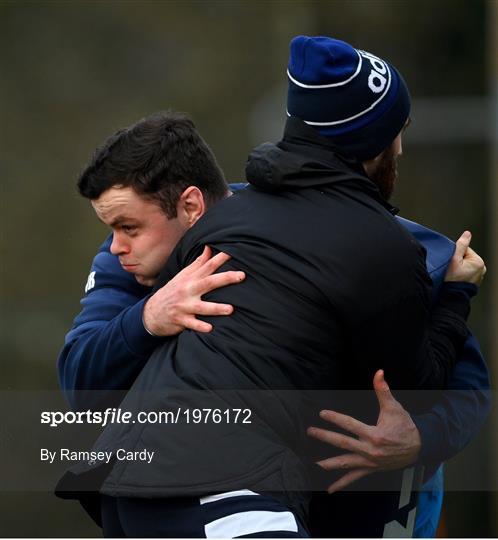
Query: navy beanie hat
xmin=287 ymin=35 xmax=411 ymax=161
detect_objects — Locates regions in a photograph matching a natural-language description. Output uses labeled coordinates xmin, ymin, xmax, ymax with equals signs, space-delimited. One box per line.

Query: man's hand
xmin=142 ymin=246 xmax=245 ymax=336
xmin=445 ymin=230 xmax=486 ymax=285
xmin=307 ymin=370 xmax=421 ymax=493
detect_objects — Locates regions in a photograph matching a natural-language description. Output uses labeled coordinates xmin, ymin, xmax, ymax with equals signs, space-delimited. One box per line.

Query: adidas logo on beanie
xmin=287 ymin=35 xmax=411 ymax=161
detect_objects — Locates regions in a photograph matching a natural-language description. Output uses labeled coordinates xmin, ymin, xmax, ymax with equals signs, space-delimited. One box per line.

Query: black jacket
xmin=58 ymin=118 xmax=470 ymax=533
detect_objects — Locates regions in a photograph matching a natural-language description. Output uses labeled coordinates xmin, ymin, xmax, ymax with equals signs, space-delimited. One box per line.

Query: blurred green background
xmin=1 ymin=0 xmax=496 ymax=536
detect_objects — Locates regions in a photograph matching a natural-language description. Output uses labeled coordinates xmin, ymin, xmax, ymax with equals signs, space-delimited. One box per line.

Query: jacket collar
xmin=246 ymin=116 xmax=399 ymax=215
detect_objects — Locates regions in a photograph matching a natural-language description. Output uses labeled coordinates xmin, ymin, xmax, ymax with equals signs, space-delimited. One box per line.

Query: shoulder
xmin=396 ymin=216 xmax=455 ymax=278
xmin=228 ymin=182 xmax=248 ymax=192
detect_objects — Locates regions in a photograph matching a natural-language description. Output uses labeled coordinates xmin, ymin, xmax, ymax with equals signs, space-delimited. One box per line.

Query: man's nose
xmin=110 ymin=233 xmax=130 ymax=256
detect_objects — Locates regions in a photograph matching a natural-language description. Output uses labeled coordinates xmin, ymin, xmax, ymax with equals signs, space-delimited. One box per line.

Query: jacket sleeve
xmin=420 ymin=281 xmax=475 ymax=388
xmin=57 ymin=239 xmax=161 ymax=411
xmin=396 ymin=220 xmax=491 ymax=471
xmin=412 ymin=331 xmax=491 ymax=470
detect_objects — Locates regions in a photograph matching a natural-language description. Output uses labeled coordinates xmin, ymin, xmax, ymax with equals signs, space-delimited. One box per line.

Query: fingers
xmin=194 ymin=271 xmax=245 ymax=296
xmin=318 ymin=410 xmax=371 ymax=438
xmin=453 ymin=230 xmax=471 ymax=261
xmin=326 ymin=468 xmax=372 ymax=494
xmin=465 ymin=247 xmax=486 ymax=269
xmin=178 ymin=246 xmax=213 ymax=279
xmin=317 ymin=453 xmax=377 ymax=471
xmin=181 ymin=315 xmax=213 ymax=333
xmin=199 ymin=245 xmax=212 ymax=261
xmin=445 ymin=234 xmax=486 ymax=284
xmin=196 ymin=250 xmax=232 ymax=278
xmin=465 ymin=246 xmax=478 ymax=259
xmin=190 ymin=300 xmax=234 ymax=317
xmin=150 ymin=246 xmax=242 ymax=335
xmin=186 ymin=246 xmax=212 ymax=273
xmin=466 ymin=247 xmax=486 ymax=281
xmin=306 ymin=426 xmax=369 ymax=454
xmin=373 ymin=369 xmax=396 ymax=410
xmin=182 ymin=247 xmax=232 ymax=278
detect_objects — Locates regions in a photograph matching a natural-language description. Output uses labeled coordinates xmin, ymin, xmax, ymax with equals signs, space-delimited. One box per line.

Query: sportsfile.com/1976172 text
xmin=40 ymin=407 xmax=252 ymax=428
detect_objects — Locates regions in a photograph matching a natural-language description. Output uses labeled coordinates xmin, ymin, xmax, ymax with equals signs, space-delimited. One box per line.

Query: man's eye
xmin=122 ymin=225 xmax=137 ymax=233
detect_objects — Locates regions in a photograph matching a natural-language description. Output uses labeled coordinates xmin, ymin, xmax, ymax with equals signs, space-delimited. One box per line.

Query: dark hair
xmin=77 ymin=111 xmax=228 ymax=217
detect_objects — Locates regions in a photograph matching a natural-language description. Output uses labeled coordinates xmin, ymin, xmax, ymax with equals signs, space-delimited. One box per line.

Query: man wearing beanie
xmin=286 ymin=36 xmax=410 ymax=164
xmin=60 ymin=37 xmax=486 ymax=537
xmin=283 ymin=35 xmax=482 ymax=536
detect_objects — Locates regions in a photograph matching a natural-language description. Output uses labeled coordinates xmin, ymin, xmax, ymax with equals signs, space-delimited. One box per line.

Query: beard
xmin=367 ymin=145 xmax=398 ymax=201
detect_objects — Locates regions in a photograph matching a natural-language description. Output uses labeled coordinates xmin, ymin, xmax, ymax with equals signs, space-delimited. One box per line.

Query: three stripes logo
xmin=84 ymin=271 xmax=96 ymax=293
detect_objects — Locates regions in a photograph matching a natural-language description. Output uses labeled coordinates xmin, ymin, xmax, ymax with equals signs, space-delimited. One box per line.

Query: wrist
xmin=120 ymin=298 xmax=160 ymax=356
xmin=410 ymin=426 xmax=422 ymax=464
xmin=142 ymin=297 xmax=160 ymax=336
xmin=437 ymin=282 xmax=474 ymax=321
xmin=412 ymin=413 xmax=445 ymax=466
xmin=442 ymin=281 xmax=478 ymax=297
xmin=142 ymin=313 xmax=159 ymax=337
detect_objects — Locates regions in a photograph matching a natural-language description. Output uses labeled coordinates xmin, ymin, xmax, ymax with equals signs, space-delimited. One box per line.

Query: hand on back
xmin=143 ymin=246 xmax=245 ymax=336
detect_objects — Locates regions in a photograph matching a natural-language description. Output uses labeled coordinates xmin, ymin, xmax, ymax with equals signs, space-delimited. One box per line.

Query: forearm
xmin=412 ymin=333 xmax=491 ymax=468
xmin=58 ymin=298 xmax=161 ymax=410
xmin=413 ymin=282 xmax=475 ymax=390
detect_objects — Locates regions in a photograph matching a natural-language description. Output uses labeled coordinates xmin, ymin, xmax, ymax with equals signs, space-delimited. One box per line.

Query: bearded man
xmin=58 ymin=37 xmax=487 ymax=538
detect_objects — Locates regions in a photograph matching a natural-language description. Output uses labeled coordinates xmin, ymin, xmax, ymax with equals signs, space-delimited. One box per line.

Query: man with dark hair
xmin=78 ymin=111 xmax=228 ymax=219
xmin=59 ymin=111 xmax=246 ymax=411
xmin=58 ymin=36 xmax=488 ymax=538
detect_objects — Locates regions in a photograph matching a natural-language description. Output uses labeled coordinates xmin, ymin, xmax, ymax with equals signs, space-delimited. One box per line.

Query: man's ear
xmin=176 ymin=186 xmax=206 ymax=228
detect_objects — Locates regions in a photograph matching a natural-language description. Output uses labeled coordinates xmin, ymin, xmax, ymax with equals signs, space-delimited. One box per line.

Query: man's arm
xmin=308 ymin=344 xmax=490 ymax=492
xmin=58 ymin=239 xmax=244 ymax=411
xmin=412 ymin=332 xmax=491 ymax=470
xmin=57 ymin=238 xmax=156 ymax=410
xmin=307 ymin=232 xmax=490 ymax=490
xmin=307 ymin=370 xmax=421 ymax=492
